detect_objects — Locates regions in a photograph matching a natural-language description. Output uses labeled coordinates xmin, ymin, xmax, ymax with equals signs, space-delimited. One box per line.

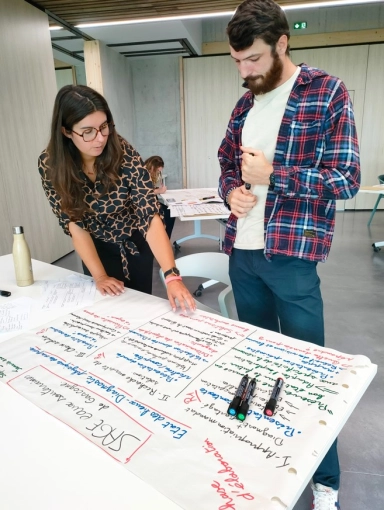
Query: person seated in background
xmin=144 ymin=155 xmax=175 ymax=239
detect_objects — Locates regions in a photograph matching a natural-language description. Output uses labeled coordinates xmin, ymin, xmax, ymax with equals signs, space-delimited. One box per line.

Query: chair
xmin=159 ymin=252 xmax=237 ymax=319
xmin=367 ymin=174 xmax=384 ymax=226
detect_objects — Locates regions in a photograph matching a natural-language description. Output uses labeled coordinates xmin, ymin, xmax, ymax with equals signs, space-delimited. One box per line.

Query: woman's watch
xmin=163 ymin=267 xmax=180 ymax=279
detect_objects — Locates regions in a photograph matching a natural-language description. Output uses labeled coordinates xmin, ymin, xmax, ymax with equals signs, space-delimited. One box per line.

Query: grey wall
xmin=75 ymin=65 xmax=87 ymax=85
xmin=130 ymin=56 xmax=182 ymax=189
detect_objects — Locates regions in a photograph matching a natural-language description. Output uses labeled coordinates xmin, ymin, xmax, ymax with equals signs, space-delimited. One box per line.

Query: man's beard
xmin=245 ymin=51 xmax=283 ymax=96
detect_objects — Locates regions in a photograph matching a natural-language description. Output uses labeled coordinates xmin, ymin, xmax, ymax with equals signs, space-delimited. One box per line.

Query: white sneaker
xmin=311 ymin=482 xmax=340 ymax=509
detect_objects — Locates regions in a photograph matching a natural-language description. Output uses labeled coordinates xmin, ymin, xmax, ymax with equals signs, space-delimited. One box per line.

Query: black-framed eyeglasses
xmin=71 ymin=121 xmax=115 ymax=142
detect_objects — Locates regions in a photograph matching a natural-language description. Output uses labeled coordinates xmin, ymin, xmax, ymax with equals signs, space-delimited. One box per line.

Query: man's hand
xmin=227 ymin=186 xmax=257 ymax=218
xmin=241 ymin=146 xmax=273 ymax=186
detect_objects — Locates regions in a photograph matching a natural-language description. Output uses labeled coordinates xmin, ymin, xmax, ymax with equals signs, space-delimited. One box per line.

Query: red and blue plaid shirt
xmin=218 ymin=64 xmax=360 ymax=262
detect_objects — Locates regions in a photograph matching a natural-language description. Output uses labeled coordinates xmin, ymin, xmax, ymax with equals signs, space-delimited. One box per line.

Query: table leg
xmin=173 ymin=220 xmax=220 ymax=246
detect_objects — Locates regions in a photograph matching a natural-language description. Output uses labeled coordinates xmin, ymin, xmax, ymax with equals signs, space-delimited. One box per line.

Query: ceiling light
xmin=75 ymin=11 xmax=232 ymax=29
xmin=284 ymin=0 xmax=383 ymax=9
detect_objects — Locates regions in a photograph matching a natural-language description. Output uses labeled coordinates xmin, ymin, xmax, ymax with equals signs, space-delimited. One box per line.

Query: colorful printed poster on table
xmin=0 ymin=293 xmax=376 ymax=510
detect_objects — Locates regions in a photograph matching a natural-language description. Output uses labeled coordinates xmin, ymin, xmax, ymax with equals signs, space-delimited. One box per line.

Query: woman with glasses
xmin=38 ymin=85 xmax=195 ymax=312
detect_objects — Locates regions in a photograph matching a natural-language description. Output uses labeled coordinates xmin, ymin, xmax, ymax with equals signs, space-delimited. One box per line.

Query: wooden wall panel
xmin=84 ymin=40 xmax=136 ymax=146
xmin=0 ymin=0 xmax=73 ymax=262
xmin=356 ymin=44 xmax=384 ymax=211
xmin=184 ymin=55 xmax=241 ymax=188
xmin=84 ymin=40 xmax=104 ymax=95
xmin=291 ymin=45 xmax=369 ymax=210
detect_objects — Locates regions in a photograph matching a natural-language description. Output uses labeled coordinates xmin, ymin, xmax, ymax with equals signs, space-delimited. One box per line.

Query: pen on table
xmin=227 ymin=374 xmax=249 ymax=416
xmin=236 ymin=377 xmax=256 ymax=422
xmin=263 ymin=377 xmax=284 ymax=416
xmin=200 ymin=196 xmax=216 ymax=200
xmin=0 ymin=290 xmax=12 ymax=297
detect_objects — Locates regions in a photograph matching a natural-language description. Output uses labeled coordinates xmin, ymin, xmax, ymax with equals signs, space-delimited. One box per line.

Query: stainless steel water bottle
xmin=12 ymin=226 xmax=34 ymax=286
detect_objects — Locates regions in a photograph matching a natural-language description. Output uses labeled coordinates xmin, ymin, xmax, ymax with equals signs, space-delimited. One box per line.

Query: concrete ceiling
xmin=50 ymin=18 xmax=205 ymax=65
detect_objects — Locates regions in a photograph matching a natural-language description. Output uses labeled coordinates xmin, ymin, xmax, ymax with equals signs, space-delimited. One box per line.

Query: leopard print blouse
xmin=38 ymin=137 xmax=161 ymax=279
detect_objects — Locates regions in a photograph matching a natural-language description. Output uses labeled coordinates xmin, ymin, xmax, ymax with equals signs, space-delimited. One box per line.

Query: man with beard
xmin=218 ymin=0 xmax=360 ymax=508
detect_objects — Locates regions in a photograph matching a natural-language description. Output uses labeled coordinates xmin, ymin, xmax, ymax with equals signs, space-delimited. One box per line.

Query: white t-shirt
xmin=234 ymin=67 xmax=300 ymax=250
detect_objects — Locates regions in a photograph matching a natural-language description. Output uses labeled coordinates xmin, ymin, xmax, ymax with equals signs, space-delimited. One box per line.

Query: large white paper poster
xmin=0 ymin=292 xmax=376 ymax=510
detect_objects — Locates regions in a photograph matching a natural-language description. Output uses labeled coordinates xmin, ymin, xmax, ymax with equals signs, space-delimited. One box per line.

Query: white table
xmin=0 ymin=255 xmax=181 ymax=510
xmin=0 ymin=256 xmax=377 ymax=510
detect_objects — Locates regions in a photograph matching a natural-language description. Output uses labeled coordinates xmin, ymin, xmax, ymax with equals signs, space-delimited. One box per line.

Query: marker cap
xmin=236 ymin=401 xmax=249 ymax=421
xmin=263 ymin=399 xmax=276 ymax=416
xmin=227 ymin=396 xmax=241 ymax=416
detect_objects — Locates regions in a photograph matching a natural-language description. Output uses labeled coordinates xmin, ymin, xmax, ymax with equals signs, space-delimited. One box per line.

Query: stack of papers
xmin=161 ymin=188 xmax=229 ymax=217
xmin=169 ymin=203 xmax=229 ymax=217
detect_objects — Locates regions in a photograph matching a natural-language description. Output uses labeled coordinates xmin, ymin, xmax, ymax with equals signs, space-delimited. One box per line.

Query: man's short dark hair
xmin=227 ymin=0 xmax=290 ymax=53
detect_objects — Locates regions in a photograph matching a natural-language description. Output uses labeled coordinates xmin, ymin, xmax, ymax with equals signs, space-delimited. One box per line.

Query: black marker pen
xmin=244 ymin=152 xmax=254 ymax=190
xmin=237 ymin=378 xmax=256 ymax=422
xmin=227 ymin=374 xmax=249 ymax=416
xmin=264 ymin=377 xmax=284 ymax=416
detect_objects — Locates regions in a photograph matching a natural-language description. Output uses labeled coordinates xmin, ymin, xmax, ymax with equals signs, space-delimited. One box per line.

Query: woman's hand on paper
xmin=166 ymin=280 xmax=196 ymax=313
xmin=95 ymin=275 xmax=125 ymax=296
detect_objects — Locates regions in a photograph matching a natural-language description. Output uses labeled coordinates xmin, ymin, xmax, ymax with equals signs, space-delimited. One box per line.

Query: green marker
xmin=237 ymin=378 xmax=256 ymax=422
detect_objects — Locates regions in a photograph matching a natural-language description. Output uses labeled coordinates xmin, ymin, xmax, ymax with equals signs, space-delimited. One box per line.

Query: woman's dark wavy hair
xmin=227 ymin=0 xmax=290 ymax=54
xmin=46 ymin=85 xmax=123 ymax=220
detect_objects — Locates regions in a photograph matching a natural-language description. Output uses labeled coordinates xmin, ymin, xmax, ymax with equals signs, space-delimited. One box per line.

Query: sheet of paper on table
xmin=163 ymin=188 xmax=222 ymax=205
xmin=39 ymin=278 xmax=96 ymax=311
xmin=0 ymin=297 xmax=32 ymax=334
xmin=169 ymin=202 xmax=229 ymax=217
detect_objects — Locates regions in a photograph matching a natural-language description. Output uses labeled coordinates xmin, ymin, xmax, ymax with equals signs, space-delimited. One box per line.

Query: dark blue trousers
xmin=229 ymin=248 xmax=340 ymax=490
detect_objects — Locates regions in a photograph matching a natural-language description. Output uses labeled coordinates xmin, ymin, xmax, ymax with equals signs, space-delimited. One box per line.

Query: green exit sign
xmin=294 ymin=21 xmax=307 ymax=30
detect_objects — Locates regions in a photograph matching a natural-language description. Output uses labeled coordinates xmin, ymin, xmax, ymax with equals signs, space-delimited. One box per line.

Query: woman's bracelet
xmin=165 ymin=275 xmax=183 ymax=285
xmin=94 ymin=274 xmax=107 ymax=282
